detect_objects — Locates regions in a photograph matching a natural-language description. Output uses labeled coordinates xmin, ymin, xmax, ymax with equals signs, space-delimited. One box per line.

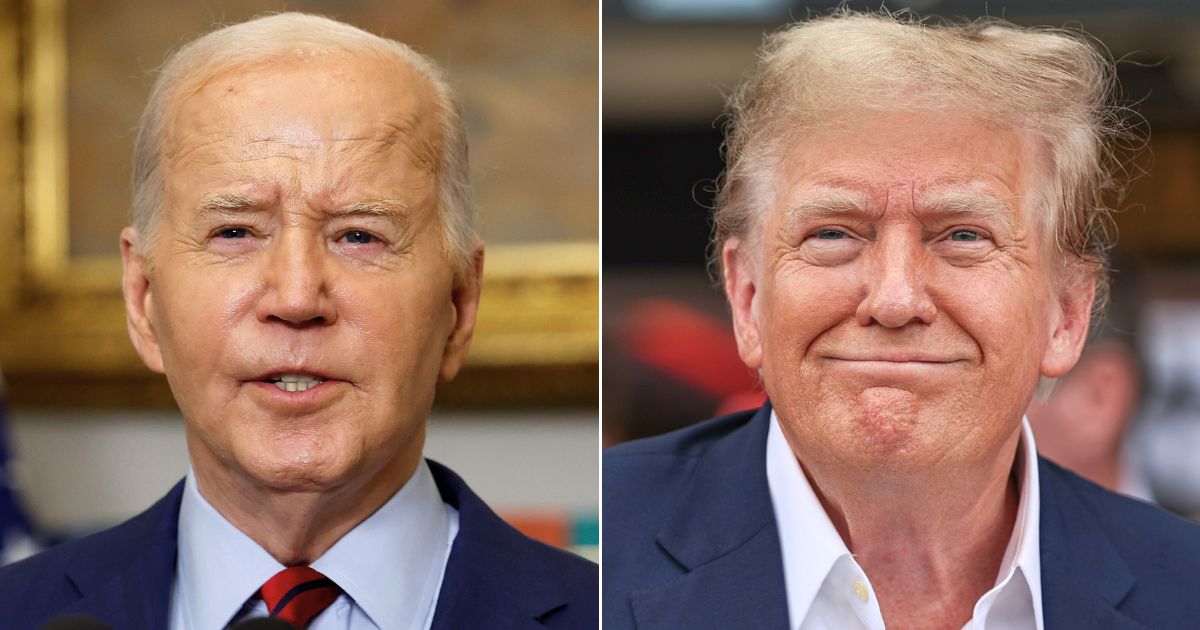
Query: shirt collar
xmin=175 ymin=471 xmax=287 ymax=630
xmin=978 ymin=417 xmax=1043 ymax=630
xmin=766 ymin=410 xmax=1043 ymax=629
xmin=175 ymin=459 xmax=455 ymax=630
xmin=766 ymin=412 xmax=851 ymax=627
xmin=311 ymin=460 xmax=455 ymax=630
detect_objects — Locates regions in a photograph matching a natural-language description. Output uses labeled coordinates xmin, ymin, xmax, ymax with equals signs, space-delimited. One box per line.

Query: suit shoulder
xmin=0 ymin=508 xmax=154 ymax=624
xmin=1044 ymin=458 xmax=1200 ymax=540
xmin=0 ymin=535 xmax=76 ymax=604
xmin=488 ymin=528 xmax=598 ymax=625
xmin=520 ymin=534 xmax=598 ymax=586
xmin=1042 ymin=458 xmax=1200 ymax=565
xmin=1 ymin=500 xmax=159 ymax=574
xmin=605 ymin=409 xmax=759 ymax=461
xmin=519 ymin=537 xmax=598 ymax=627
xmin=0 ymin=482 xmax=180 ymax=627
xmin=1041 ymin=458 xmax=1200 ymax=626
xmin=428 ymin=460 xmax=596 ymax=627
xmin=463 ymin=526 xmax=597 ymax=629
xmin=604 ymin=409 xmax=757 ymax=494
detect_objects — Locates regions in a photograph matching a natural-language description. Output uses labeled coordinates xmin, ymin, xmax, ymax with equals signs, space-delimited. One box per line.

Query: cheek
xmin=349 ymin=281 xmax=451 ymax=373
xmin=758 ymin=267 xmax=861 ymax=364
xmin=151 ymin=266 xmax=263 ymax=419
xmin=152 ymin=276 xmax=234 ymax=366
xmin=936 ymin=266 xmax=1051 ymax=367
xmin=156 ymin=266 xmax=256 ymax=348
xmin=769 ymin=262 xmax=860 ymax=317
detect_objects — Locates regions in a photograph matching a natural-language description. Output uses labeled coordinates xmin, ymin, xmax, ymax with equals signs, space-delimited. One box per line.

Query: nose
xmin=855 ymin=231 xmax=937 ymax=328
xmin=256 ymin=230 xmax=337 ymax=328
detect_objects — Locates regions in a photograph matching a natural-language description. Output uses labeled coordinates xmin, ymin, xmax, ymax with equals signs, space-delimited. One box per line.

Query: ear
xmin=120 ymin=227 xmax=165 ymax=374
xmin=1039 ymin=275 xmax=1095 ymax=379
xmin=439 ymin=244 xmax=484 ymax=382
xmin=723 ymin=237 xmax=763 ymax=370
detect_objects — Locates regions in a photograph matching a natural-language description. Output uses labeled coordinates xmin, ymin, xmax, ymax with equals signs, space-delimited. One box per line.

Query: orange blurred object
xmin=502 ymin=510 xmax=569 ymax=548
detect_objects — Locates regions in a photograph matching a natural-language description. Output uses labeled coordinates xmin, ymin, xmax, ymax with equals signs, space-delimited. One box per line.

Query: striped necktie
xmin=259 ymin=566 xmax=342 ymax=628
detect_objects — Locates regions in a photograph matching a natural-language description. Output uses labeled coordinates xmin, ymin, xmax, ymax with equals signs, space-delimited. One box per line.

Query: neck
xmin=190 ymin=446 xmax=421 ymax=565
xmin=801 ymin=427 xmax=1022 ymax=629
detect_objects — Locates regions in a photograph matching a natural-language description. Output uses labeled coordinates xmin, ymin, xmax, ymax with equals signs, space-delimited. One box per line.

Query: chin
xmin=849 ymin=387 xmax=923 ymax=451
xmin=786 ymin=397 xmax=936 ymax=471
xmin=240 ymin=444 xmax=358 ymax=493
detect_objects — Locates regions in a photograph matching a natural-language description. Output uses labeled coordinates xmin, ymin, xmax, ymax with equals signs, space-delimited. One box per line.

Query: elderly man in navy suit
xmin=0 ymin=13 xmax=595 ymax=630
xmin=605 ymin=10 xmax=1200 ymax=630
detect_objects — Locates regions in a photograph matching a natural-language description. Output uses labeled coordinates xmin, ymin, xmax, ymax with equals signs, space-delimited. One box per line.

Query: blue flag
xmin=0 ymin=376 xmax=38 ymax=565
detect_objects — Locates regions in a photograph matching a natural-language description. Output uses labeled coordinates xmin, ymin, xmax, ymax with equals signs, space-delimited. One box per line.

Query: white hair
xmin=713 ymin=10 xmax=1134 ymax=309
xmin=131 ymin=12 xmax=475 ymax=276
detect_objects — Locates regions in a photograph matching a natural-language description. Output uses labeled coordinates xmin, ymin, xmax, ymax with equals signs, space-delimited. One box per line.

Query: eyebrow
xmin=784 ymin=186 xmax=1019 ymax=233
xmin=916 ymin=189 xmax=1019 ymax=234
xmin=329 ymin=199 xmax=410 ymax=221
xmin=196 ymin=193 xmax=410 ymax=228
xmin=785 ymin=189 xmax=870 ymax=221
xmin=198 ymin=192 xmax=261 ymax=214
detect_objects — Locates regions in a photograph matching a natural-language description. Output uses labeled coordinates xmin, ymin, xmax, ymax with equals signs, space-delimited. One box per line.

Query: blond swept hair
xmin=131 ymin=12 xmax=475 ymax=276
xmin=714 ymin=10 xmax=1133 ymax=305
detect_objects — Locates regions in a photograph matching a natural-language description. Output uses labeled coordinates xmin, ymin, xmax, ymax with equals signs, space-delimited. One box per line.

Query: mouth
xmin=825 ymin=352 xmax=963 ymax=364
xmin=244 ymin=368 xmax=346 ymax=411
xmin=263 ymin=373 xmax=327 ymax=393
xmin=832 ymin=358 xmax=958 ymax=364
xmin=822 ymin=357 xmax=966 ymax=378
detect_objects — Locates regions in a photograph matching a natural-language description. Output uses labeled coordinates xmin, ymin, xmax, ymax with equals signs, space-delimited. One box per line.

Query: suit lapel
xmin=61 ymin=481 xmax=182 ymax=630
xmin=619 ymin=414 xmax=1154 ymax=630
xmin=631 ymin=405 xmax=789 ymax=630
xmin=1040 ymin=559 xmax=1146 ymax=630
xmin=427 ymin=461 xmax=573 ymax=630
xmin=48 ymin=468 xmax=583 ymax=629
xmin=428 ymin=558 xmax=553 ymax=630
xmin=1038 ymin=459 xmax=1146 ymax=630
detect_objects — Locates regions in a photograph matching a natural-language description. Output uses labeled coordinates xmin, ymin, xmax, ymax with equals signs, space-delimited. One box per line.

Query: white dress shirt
xmin=169 ymin=459 xmax=459 ymax=630
xmin=766 ymin=411 xmax=1043 ymax=630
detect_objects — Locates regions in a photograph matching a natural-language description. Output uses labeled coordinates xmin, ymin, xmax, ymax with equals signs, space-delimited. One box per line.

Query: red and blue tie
xmin=259 ymin=566 xmax=342 ymax=628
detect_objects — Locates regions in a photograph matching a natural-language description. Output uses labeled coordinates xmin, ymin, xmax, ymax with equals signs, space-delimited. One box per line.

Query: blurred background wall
xmin=0 ymin=0 xmax=598 ymax=561
xmin=603 ymin=0 xmax=1200 ymax=520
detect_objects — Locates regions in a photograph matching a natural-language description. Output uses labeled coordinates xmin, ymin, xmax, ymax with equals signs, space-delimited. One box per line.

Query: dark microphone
xmin=37 ymin=614 xmax=112 ymax=630
xmin=229 ymin=618 xmax=299 ymax=630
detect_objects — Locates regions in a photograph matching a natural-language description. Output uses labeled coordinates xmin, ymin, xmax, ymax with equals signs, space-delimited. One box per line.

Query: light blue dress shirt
xmin=169 ymin=460 xmax=459 ymax=630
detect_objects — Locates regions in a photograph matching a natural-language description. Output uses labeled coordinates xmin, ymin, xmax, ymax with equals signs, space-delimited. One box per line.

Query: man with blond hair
xmin=0 ymin=13 xmax=596 ymax=630
xmin=605 ymin=10 xmax=1200 ymax=630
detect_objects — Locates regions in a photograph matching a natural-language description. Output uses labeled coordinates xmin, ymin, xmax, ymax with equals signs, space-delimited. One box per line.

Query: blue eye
xmin=343 ymin=230 xmax=375 ymax=244
xmin=218 ymin=228 xmax=248 ymax=239
xmin=949 ymin=230 xmax=980 ymax=242
xmin=816 ymin=229 xmax=847 ymax=239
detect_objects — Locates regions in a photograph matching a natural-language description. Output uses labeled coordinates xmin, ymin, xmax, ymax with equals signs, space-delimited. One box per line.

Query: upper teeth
xmin=271 ymin=373 xmax=324 ymax=392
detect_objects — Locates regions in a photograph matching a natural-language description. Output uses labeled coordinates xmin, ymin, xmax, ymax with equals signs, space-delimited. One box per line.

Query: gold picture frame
xmin=0 ymin=0 xmax=598 ymax=408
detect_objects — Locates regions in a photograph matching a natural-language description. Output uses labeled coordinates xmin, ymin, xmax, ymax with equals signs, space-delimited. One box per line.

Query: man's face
xmin=121 ymin=53 xmax=480 ymax=492
xmin=724 ymin=110 xmax=1093 ymax=472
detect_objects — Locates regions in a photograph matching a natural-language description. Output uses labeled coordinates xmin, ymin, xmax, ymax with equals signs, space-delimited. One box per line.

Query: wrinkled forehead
xmin=759 ymin=105 xmax=1051 ymax=224
xmin=160 ymin=50 xmax=444 ymax=175
xmin=787 ymin=110 xmax=1035 ymax=183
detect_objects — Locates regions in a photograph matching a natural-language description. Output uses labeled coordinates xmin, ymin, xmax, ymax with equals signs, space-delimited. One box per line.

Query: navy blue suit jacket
xmin=0 ymin=460 xmax=597 ymax=629
xmin=604 ymin=405 xmax=1200 ymax=629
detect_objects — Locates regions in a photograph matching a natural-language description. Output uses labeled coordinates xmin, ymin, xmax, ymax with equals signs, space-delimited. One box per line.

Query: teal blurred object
xmin=573 ymin=512 xmax=599 ymax=547
xmin=570 ymin=512 xmax=599 ymax=563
